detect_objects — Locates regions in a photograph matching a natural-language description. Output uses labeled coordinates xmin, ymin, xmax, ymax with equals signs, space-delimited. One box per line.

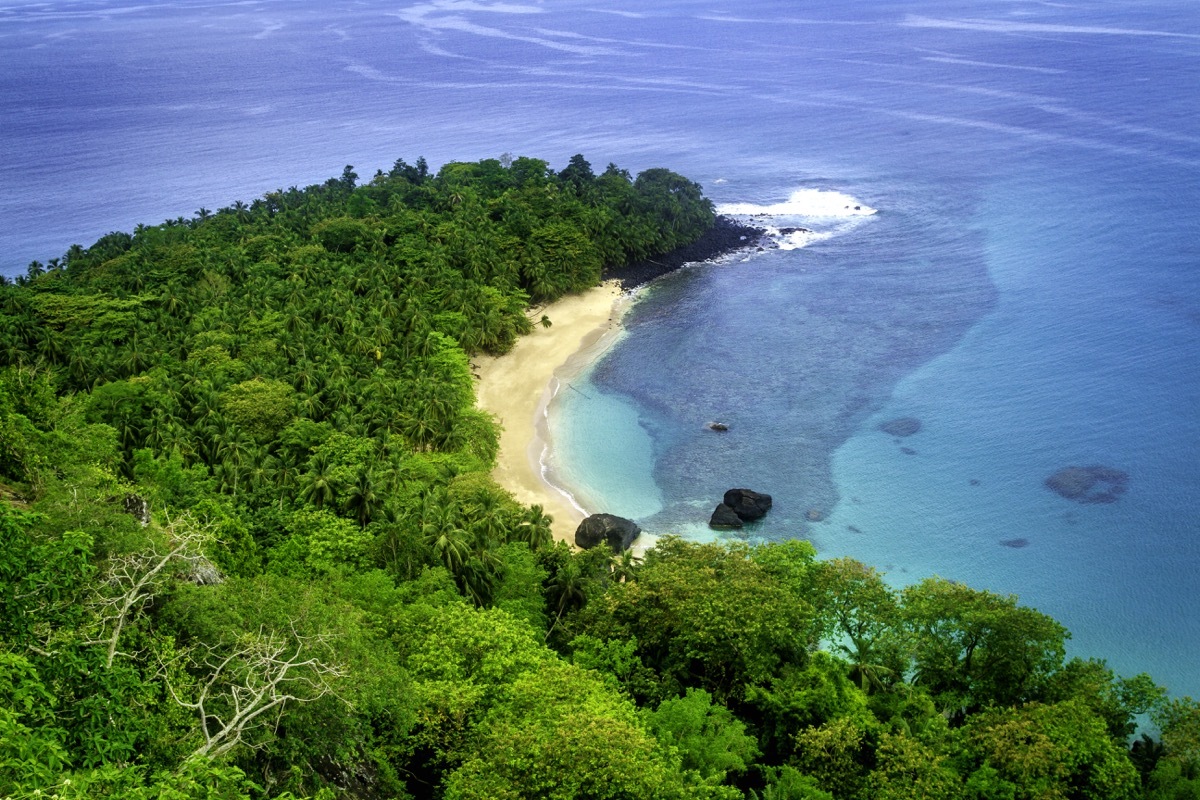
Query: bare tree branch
xmin=165 ymin=625 xmax=346 ymax=760
xmin=88 ymin=512 xmax=219 ymax=668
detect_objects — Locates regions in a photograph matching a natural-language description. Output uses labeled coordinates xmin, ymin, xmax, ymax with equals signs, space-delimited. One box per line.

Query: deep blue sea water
xmin=2 ymin=0 xmax=1198 ymax=695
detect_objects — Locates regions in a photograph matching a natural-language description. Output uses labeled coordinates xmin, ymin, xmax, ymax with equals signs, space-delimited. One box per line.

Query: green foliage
xmin=812 ymin=557 xmax=904 ymax=694
xmin=1156 ymin=697 xmax=1200 ymax=779
xmin=646 ymin=688 xmax=760 ymax=785
xmin=490 ymin=542 xmax=549 ymax=630
xmin=572 ymin=537 xmax=820 ymax=705
xmin=272 ymin=506 xmax=373 ymax=575
xmin=443 ymin=661 xmax=690 ymax=800
xmin=753 ymin=766 xmax=835 ymax=800
xmin=1046 ymin=657 xmax=1167 ymax=739
xmin=902 ymin=576 xmax=1068 ymax=714
xmin=0 ymin=506 xmax=94 ymax=645
xmin=963 ymin=699 xmax=1140 ymax=800
xmin=745 ymin=652 xmax=870 ymax=762
xmin=219 ymin=378 xmax=295 ymax=443
xmin=791 ymin=716 xmax=880 ymax=800
xmin=865 ymin=732 xmax=962 ymax=800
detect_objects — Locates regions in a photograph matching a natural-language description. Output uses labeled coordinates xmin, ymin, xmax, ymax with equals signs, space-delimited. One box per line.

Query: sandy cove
xmin=474 ymin=282 xmax=630 ymax=544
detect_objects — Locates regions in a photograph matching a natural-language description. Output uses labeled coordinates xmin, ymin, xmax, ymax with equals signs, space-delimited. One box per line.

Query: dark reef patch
xmin=1044 ymin=465 xmax=1129 ymax=504
xmin=879 ymin=417 xmax=922 ymax=437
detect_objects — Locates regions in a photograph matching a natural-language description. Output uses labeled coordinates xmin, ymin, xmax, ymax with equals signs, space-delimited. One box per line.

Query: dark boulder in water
xmin=709 ymin=503 xmax=743 ymax=530
xmin=575 ymin=513 xmax=641 ymax=552
xmin=1044 ymin=465 xmax=1129 ymax=504
xmin=723 ymin=488 xmax=773 ymax=521
xmin=879 ymin=417 xmax=921 ymax=437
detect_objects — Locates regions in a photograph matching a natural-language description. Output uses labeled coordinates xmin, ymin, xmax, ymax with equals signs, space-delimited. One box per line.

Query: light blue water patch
xmin=824 ymin=160 xmax=1200 ymax=692
xmin=544 ymin=373 xmax=665 ymax=522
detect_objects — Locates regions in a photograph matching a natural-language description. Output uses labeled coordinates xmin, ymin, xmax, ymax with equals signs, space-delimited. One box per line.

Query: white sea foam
xmin=775 ymin=228 xmax=834 ymax=250
xmin=922 ymin=56 xmax=1065 ymax=75
xmin=717 ymin=188 xmax=876 ymax=218
xmin=902 ymin=14 xmax=1200 ymax=40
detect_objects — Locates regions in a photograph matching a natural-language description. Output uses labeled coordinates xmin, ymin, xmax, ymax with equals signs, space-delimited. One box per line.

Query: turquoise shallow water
xmin=2 ymin=0 xmax=1198 ymax=695
xmin=556 ymin=152 xmax=1200 ymax=693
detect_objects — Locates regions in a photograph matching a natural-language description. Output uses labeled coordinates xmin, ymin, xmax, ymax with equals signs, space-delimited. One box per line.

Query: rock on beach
xmin=575 ymin=513 xmax=642 ymax=552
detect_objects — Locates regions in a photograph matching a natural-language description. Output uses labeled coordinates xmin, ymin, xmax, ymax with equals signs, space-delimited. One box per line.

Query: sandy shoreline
xmin=474 ymin=282 xmax=631 ymax=544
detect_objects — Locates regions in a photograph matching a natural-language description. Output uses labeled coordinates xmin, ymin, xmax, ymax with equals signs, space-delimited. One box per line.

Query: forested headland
xmin=1 ymin=155 xmax=1197 ymax=799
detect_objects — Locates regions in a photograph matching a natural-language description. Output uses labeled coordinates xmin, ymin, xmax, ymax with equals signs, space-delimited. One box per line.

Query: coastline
xmin=475 ymin=216 xmax=768 ymax=546
xmin=474 ymin=282 xmax=631 ymax=543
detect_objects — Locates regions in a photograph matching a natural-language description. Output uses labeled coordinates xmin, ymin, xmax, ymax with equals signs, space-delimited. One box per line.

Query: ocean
xmin=2 ymin=0 xmax=1198 ymax=696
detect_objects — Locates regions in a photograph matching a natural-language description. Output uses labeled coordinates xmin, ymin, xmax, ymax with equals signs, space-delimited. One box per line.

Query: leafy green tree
xmin=865 ymin=731 xmax=962 ymax=800
xmin=901 ymin=576 xmax=1067 ymax=714
xmin=645 ymin=687 xmax=760 ymax=787
xmin=1045 ymin=657 xmax=1166 ymax=739
xmin=744 ymin=652 xmax=870 ymax=763
xmin=963 ymin=699 xmax=1139 ymax=800
xmin=751 ymin=766 xmax=835 ymax=800
xmin=791 ymin=716 xmax=880 ymax=800
xmin=219 ymin=378 xmax=295 ymax=443
xmin=443 ymin=661 xmax=692 ymax=800
xmin=1153 ymin=696 xmax=1200 ymax=792
xmin=813 ymin=557 xmax=904 ymax=693
xmin=573 ymin=537 xmax=820 ymax=705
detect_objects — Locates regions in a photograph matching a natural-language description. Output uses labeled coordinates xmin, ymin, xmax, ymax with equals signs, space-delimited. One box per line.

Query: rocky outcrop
xmin=123 ymin=493 xmax=151 ymax=526
xmin=1044 ymin=465 xmax=1129 ymax=504
xmin=575 ymin=513 xmax=641 ymax=552
xmin=723 ymin=488 xmax=772 ymax=521
xmin=709 ymin=503 xmax=743 ymax=529
xmin=879 ymin=417 xmax=921 ymax=437
xmin=603 ymin=216 xmax=767 ymax=289
xmin=707 ymin=421 xmax=729 ymax=432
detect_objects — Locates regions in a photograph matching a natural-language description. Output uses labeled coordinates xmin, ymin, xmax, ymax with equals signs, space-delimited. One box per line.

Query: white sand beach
xmin=474 ymin=282 xmax=630 ymax=544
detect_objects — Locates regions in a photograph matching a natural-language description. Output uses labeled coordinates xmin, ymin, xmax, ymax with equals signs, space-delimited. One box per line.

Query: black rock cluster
xmin=709 ymin=488 xmax=773 ymax=530
xmin=603 ymin=216 xmax=766 ymax=290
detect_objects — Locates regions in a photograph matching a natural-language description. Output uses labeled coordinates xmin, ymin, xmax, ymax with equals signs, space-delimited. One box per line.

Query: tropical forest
xmin=0 ymin=155 xmax=1197 ymax=800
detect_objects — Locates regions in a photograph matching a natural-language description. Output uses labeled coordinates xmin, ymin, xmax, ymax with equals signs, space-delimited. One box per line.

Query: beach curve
xmin=474 ymin=281 xmax=629 ymax=544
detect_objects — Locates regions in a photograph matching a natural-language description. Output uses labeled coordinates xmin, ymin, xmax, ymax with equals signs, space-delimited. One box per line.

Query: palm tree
xmin=120 ymin=333 xmax=150 ymax=377
xmin=216 ymin=429 xmax=256 ymax=498
xmin=272 ymin=450 xmax=302 ymax=511
xmin=423 ymin=506 xmax=471 ymax=577
xmin=457 ymin=558 xmax=496 ymax=607
xmin=515 ymin=505 xmax=553 ymax=551
xmin=35 ymin=329 xmax=66 ymax=365
xmin=343 ymin=467 xmax=381 ymax=529
xmin=545 ymin=558 xmax=588 ymax=642
xmin=300 ymin=451 xmax=338 ymax=509
xmin=610 ymin=549 xmax=642 ymax=584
